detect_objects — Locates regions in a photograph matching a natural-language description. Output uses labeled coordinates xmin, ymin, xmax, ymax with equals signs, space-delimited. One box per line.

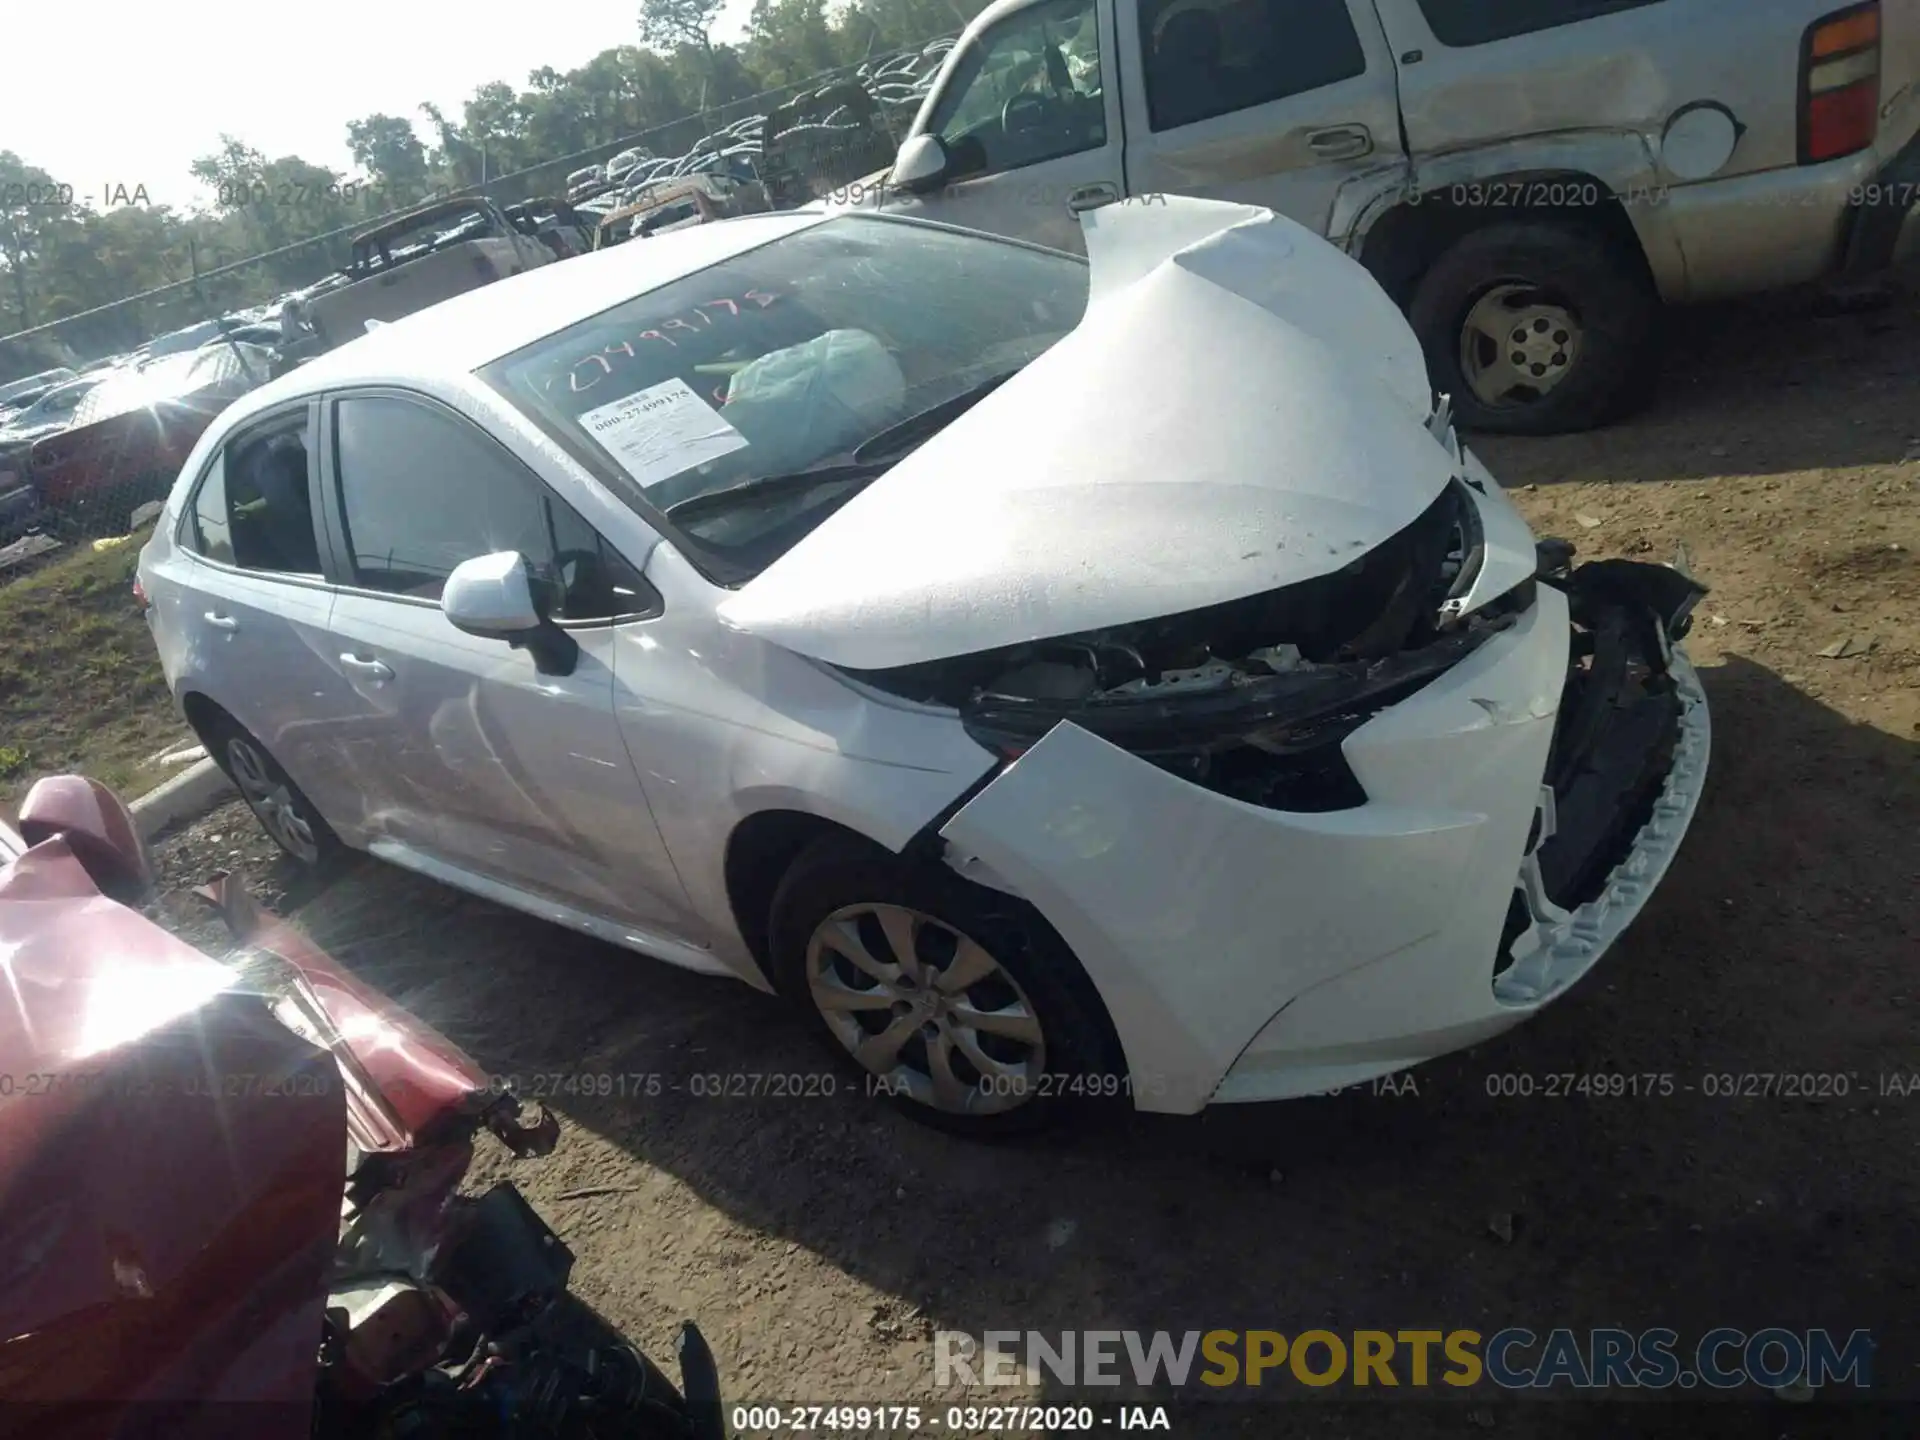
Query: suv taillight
xmin=1803 ymin=1 xmax=1882 ymax=162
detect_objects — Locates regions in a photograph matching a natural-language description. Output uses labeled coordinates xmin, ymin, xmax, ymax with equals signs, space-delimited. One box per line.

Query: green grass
xmin=0 ymin=535 xmax=186 ymax=808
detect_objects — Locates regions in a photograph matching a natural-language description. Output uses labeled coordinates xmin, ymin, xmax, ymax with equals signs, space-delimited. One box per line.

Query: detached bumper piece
xmin=1841 ymin=124 xmax=1920 ymax=276
xmin=1495 ymin=551 xmax=1711 ymax=1004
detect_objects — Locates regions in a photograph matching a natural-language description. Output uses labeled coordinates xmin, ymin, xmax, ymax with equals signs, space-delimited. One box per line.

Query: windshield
xmin=482 ymin=215 xmax=1089 ymax=581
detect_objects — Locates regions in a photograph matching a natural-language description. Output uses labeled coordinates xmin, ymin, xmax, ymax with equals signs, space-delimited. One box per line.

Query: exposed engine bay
xmin=850 ymin=479 xmax=1521 ymax=811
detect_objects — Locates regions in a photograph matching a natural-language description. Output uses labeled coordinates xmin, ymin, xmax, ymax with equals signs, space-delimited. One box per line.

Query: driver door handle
xmin=1066 ymin=183 xmax=1119 ymax=213
xmin=1305 ymin=124 xmax=1374 ymax=160
xmin=205 ymin=611 xmax=238 ymax=631
xmin=340 ymin=653 xmax=394 ymax=683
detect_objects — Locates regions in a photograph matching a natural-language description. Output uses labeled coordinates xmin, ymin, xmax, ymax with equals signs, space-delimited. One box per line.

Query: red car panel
xmin=26 ymin=345 xmax=273 ymax=513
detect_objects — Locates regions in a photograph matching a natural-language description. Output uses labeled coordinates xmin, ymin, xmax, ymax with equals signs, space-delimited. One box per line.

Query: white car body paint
xmin=136 ymin=198 xmax=1709 ymax=1121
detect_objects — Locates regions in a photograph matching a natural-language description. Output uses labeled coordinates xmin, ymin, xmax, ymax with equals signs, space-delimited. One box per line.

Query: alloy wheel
xmin=226 ymin=736 xmax=320 ymax=865
xmin=805 ymin=902 xmax=1046 ymax=1115
xmin=1459 ymin=283 xmax=1585 ymax=408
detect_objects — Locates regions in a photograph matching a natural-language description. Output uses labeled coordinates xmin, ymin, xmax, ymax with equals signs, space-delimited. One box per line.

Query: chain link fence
xmin=0 ymin=38 xmax=956 ymax=581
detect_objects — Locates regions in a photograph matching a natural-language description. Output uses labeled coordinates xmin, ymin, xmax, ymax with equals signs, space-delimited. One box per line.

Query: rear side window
xmin=1415 ymin=0 xmax=1663 ymax=48
xmin=186 ymin=414 xmax=323 ymax=575
xmin=1141 ymin=0 xmax=1365 ymax=132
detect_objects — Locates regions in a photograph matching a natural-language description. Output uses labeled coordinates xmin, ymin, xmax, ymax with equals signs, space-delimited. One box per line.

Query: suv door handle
xmin=340 ymin=653 xmax=394 ymax=683
xmin=1066 ymin=183 xmax=1120 ymax=213
xmin=205 ymin=611 xmax=238 ymax=631
xmin=1305 ymin=124 xmax=1374 ymax=160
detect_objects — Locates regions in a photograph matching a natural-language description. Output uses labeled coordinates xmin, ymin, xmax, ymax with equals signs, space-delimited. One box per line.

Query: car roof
xmin=237 ymin=209 xmax=828 ymax=403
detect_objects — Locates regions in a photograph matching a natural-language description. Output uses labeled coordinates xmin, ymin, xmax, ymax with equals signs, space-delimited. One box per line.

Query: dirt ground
xmin=144 ymin=279 xmax=1918 ymax=1439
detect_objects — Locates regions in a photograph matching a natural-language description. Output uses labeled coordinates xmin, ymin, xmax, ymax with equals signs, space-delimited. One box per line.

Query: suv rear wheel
xmin=1410 ymin=219 xmax=1659 ymax=435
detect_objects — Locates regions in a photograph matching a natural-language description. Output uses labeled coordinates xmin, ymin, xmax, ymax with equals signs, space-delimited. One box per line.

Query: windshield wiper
xmin=663 ymin=367 xmax=1027 ymax=525
xmin=663 ymin=459 xmax=890 ymax=523
xmin=851 ymin=366 xmax=1021 ymax=463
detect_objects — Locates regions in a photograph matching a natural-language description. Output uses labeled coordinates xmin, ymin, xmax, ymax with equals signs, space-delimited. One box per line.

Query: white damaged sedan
xmin=139 ymin=197 xmax=1711 ymax=1133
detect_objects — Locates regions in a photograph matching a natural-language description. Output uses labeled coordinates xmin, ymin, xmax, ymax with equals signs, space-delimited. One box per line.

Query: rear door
xmin=313 ymin=388 xmax=695 ymax=931
xmin=1115 ymin=0 xmax=1408 ymax=234
xmin=902 ymin=0 xmax=1126 ymax=252
xmin=1372 ymin=0 xmax=1680 ymax=163
xmin=170 ymin=403 xmax=349 ymax=800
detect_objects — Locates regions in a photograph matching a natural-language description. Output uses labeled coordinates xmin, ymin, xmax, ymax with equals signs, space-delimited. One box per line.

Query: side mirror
xmin=442 ymin=551 xmax=579 ymax=677
xmin=890 ymin=134 xmax=950 ymax=195
xmin=18 ymin=775 xmax=152 ymax=906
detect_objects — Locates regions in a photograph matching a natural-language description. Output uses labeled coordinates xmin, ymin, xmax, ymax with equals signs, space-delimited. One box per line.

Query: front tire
xmin=1410 ymin=218 xmax=1660 ymax=436
xmin=767 ymin=834 xmax=1123 ymax=1137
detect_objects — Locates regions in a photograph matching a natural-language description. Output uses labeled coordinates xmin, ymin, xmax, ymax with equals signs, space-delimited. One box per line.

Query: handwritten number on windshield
xmin=565 ymin=290 xmax=783 ymax=393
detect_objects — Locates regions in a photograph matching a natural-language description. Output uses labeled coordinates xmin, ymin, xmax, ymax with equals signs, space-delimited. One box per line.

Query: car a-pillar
xmin=1357 ymin=173 xmax=1663 ymax=436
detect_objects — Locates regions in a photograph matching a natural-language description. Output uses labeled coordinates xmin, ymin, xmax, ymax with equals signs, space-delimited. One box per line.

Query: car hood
xmin=717 ymin=197 xmax=1455 ymax=671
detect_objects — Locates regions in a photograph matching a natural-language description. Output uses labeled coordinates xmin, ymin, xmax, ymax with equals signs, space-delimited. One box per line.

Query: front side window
xmin=928 ymin=0 xmax=1106 ymax=179
xmin=482 ymin=216 xmax=1089 ymax=582
xmin=333 ymin=397 xmax=552 ymax=601
xmin=1142 ymin=0 xmax=1366 ymax=132
xmin=332 ymin=395 xmax=651 ymax=618
xmin=187 ymin=414 xmax=323 ymax=575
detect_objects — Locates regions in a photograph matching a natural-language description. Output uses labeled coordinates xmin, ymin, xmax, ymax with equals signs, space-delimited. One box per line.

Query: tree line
xmin=0 ymin=0 xmax=986 ymax=375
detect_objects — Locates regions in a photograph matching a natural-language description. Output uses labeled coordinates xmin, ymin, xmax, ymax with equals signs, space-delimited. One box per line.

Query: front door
xmin=313 ymin=389 xmax=695 ymax=933
xmin=1370 ymin=0 xmax=1672 ymax=160
xmin=1114 ymin=0 xmax=1408 ymax=236
xmin=900 ymin=0 xmax=1126 ymax=253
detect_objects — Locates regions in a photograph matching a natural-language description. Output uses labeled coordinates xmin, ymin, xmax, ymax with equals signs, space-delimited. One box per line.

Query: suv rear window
xmin=1416 ymin=0 xmax=1663 ymax=47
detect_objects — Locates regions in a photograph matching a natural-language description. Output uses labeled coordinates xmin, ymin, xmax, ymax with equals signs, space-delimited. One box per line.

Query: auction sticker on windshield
xmin=579 ymin=377 xmax=747 ymax=490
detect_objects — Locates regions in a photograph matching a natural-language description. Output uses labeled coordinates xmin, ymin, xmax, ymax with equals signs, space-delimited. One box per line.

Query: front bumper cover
xmin=938 ymin=558 xmax=1709 ymax=1113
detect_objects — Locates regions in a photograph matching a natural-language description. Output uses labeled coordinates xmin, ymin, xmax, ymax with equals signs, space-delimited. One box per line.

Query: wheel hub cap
xmin=227 ymin=737 xmax=319 ymax=865
xmin=1460 ymin=284 xmax=1583 ymax=407
xmin=805 ymin=902 xmax=1046 ymax=1116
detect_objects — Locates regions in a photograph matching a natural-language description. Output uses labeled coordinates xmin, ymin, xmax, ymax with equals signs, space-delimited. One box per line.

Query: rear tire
xmin=1410 ymin=218 xmax=1660 ymax=436
xmin=202 ymin=711 xmax=342 ymax=869
xmin=767 ymin=833 xmax=1124 ymax=1137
